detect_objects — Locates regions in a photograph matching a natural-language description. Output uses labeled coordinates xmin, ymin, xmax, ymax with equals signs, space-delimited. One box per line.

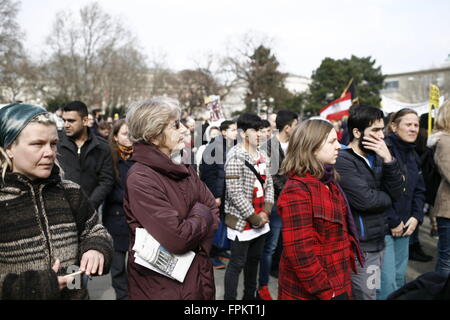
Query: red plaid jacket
xmin=277 ymin=173 xmax=357 ymax=300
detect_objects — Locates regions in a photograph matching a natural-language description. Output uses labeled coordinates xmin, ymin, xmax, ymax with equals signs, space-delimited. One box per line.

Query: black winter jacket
xmin=335 ymin=147 xmax=405 ymax=252
xmin=261 ymin=136 xmax=287 ymax=202
xmin=384 ymin=133 xmax=426 ymax=230
xmin=199 ymin=136 xmax=235 ymax=200
xmin=103 ymin=158 xmax=134 ymax=252
xmin=57 ymin=129 xmax=115 ymax=210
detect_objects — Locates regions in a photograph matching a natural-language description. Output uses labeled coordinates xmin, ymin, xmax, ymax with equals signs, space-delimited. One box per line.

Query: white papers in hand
xmin=132 ymin=228 xmax=196 ymax=283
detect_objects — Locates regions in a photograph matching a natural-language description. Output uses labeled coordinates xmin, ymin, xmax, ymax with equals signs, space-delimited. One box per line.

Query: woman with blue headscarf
xmin=0 ymin=103 xmax=113 ymax=300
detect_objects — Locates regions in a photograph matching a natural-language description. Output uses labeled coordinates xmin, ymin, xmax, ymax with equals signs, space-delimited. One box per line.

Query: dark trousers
xmin=409 ymin=225 xmax=420 ymax=245
xmin=259 ymin=206 xmax=282 ymax=287
xmin=111 ymin=250 xmax=128 ymax=300
xmin=224 ymin=234 xmax=266 ymax=300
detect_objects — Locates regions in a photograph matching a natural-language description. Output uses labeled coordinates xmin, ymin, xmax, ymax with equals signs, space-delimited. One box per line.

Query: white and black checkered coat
xmin=224 ymin=144 xmax=274 ymax=231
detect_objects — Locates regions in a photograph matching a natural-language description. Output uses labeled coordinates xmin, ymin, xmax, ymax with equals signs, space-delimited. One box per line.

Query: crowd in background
xmin=0 ymin=97 xmax=449 ymax=300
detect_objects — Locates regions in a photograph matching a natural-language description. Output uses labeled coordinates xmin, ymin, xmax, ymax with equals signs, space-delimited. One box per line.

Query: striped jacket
xmin=0 ymin=171 xmax=113 ymax=300
xmin=224 ymin=144 xmax=274 ymax=232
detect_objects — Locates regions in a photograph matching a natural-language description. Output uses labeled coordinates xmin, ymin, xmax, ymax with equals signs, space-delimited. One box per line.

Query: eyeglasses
xmin=167 ymin=120 xmax=181 ymax=130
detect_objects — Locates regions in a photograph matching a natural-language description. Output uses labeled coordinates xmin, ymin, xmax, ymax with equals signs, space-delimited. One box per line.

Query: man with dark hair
xmin=259 ymin=120 xmax=272 ymax=144
xmin=199 ymin=120 xmax=238 ymax=269
xmin=223 ymin=113 xmax=274 ymax=300
xmin=335 ymin=105 xmax=405 ymax=300
xmin=58 ymin=101 xmax=114 ymax=211
xmin=257 ymin=110 xmax=298 ymax=300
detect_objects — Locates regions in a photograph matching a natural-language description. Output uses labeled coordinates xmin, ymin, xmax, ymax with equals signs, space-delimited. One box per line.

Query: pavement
xmin=88 ymin=216 xmax=439 ymax=300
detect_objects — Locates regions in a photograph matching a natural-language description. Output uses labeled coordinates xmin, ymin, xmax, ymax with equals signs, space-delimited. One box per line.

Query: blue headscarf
xmin=0 ymin=103 xmax=48 ymax=148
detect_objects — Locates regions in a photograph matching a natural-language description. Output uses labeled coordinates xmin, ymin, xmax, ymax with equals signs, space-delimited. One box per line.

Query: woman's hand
xmin=391 ymin=222 xmax=405 ymax=237
xmin=402 ymin=217 xmax=418 ymax=237
xmin=52 ymin=259 xmax=70 ymax=290
xmin=80 ymin=250 xmax=105 ymax=276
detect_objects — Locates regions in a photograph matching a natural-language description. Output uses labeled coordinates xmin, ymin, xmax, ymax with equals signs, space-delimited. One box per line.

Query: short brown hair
xmin=281 ymin=119 xmax=338 ymax=180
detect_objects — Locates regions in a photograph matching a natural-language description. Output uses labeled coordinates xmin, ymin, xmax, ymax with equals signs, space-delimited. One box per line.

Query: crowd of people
xmin=0 ymin=96 xmax=449 ymax=300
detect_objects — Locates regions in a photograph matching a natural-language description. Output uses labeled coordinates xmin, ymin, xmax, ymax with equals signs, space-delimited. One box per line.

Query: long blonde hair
xmin=281 ymin=119 xmax=338 ymax=180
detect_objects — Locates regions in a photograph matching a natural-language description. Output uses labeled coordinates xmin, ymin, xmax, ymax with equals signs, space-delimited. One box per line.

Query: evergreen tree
xmin=244 ymin=45 xmax=292 ymax=115
xmin=307 ymin=55 xmax=385 ymax=114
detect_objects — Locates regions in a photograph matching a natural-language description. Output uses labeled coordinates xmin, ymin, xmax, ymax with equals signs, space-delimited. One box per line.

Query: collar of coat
xmin=59 ymin=127 xmax=102 ymax=155
xmin=131 ymin=143 xmax=191 ymax=181
xmin=289 ymin=172 xmax=322 ymax=183
xmin=0 ymin=166 xmax=62 ymax=193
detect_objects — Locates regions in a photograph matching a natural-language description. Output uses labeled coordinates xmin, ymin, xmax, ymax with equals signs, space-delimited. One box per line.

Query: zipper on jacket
xmin=30 ymin=184 xmax=53 ymax=266
xmin=359 ymin=216 xmax=365 ymax=238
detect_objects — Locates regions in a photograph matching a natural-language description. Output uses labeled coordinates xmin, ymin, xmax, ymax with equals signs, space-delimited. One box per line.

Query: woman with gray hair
xmin=124 ymin=97 xmax=220 ymax=300
xmin=0 ymin=103 xmax=113 ymax=300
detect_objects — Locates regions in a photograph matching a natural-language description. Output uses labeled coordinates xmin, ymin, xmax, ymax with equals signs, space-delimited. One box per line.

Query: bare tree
xmin=146 ymin=49 xmax=175 ymax=97
xmin=0 ymin=0 xmax=34 ymax=102
xmin=221 ymin=32 xmax=274 ymax=83
xmin=43 ymin=2 xmax=149 ymax=111
xmin=192 ymin=52 xmax=236 ymax=101
xmin=221 ymin=32 xmax=290 ymax=113
xmin=101 ymin=45 xmax=149 ymax=110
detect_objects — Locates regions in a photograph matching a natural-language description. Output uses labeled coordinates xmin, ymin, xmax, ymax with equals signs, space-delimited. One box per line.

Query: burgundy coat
xmin=124 ymin=143 xmax=220 ymax=300
xmin=277 ymin=173 xmax=358 ymax=300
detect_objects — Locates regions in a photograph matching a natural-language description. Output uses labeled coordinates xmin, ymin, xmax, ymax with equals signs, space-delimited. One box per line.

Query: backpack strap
xmin=244 ymin=160 xmax=265 ymax=187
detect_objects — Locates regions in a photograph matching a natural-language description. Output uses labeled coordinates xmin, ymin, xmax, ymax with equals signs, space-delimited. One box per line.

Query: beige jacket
xmin=428 ymin=132 xmax=450 ymax=219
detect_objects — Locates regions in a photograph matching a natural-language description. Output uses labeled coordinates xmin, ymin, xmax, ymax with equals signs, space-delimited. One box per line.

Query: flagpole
xmin=340 ymin=78 xmax=354 ymax=98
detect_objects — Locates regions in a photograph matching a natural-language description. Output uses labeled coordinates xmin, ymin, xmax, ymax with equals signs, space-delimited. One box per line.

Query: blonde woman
xmin=428 ymin=101 xmax=450 ymax=275
xmin=277 ymin=119 xmax=363 ymax=300
xmin=0 ymin=103 xmax=113 ymax=300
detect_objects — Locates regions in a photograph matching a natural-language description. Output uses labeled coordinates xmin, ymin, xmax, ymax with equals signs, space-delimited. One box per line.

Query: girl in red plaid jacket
xmin=277 ymin=119 xmax=364 ymax=300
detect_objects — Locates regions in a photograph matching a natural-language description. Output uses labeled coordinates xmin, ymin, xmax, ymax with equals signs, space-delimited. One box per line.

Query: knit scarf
xmin=117 ymin=144 xmax=133 ymax=160
xmin=320 ymin=164 xmax=335 ymax=185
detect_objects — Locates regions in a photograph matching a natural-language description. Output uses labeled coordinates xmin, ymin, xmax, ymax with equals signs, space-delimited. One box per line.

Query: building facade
xmin=382 ymin=55 xmax=450 ymax=104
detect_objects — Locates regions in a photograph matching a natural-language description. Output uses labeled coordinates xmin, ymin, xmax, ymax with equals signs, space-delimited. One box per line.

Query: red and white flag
xmin=320 ymin=92 xmax=352 ymax=120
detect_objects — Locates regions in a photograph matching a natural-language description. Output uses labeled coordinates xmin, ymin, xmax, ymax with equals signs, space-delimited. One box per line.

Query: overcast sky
xmin=17 ymin=0 xmax=450 ymax=77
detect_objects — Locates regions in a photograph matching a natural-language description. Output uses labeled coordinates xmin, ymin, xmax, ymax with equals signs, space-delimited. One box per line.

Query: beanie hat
xmin=0 ymin=103 xmax=48 ymax=148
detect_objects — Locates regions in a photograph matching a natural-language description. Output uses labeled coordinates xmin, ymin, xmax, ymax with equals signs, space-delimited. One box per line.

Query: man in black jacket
xmin=58 ymin=101 xmax=114 ymax=211
xmin=258 ymin=110 xmax=298 ymax=300
xmin=335 ymin=105 xmax=405 ymax=300
xmin=199 ymin=120 xmax=237 ymax=269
